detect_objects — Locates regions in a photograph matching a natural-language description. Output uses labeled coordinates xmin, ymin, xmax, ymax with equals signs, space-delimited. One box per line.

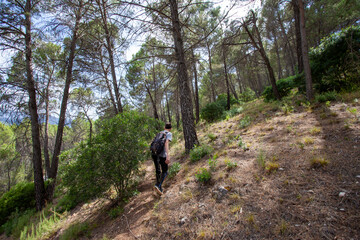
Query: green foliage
xmin=0 ymin=209 xmax=35 ymax=237
xmin=207 ymin=133 xmax=217 ymax=142
xmin=239 ymin=116 xmax=252 ymax=129
xmin=189 ymin=145 xmax=213 ymax=162
xmin=224 ymin=106 xmax=244 ymax=119
xmin=310 ymin=25 xmax=360 ymax=92
xmin=224 ymin=158 xmax=237 ymax=170
xmin=60 ymin=111 xmax=159 ymax=203
xmin=257 ymin=150 xmax=266 ymax=169
xmin=315 ymin=91 xmax=337 ymax=103
xmin=208 ymin=155 xmax=218 ymax=171
xmin=108 ymin=206 xmax=124 ymax=219
xmin=239 ymin=87 xmax=257 ymax=102
xmin=168 ymin=162 xmax=181 ymax=179
xmin=195 ymin=168 xmax=212 ymax=183
xmin=262 ymin=75 xmax=302 ymax=101
xmin=236 ymin=136 xmax=247 ymax=150
xmin=55 ymin=194 xmax=79 ymax=213
xmin=200 ymin=101 xmax=225 ymax=122
xmin=59 ymin=222 xmax=90 ymax=240
xmin=20 ymin=210 xmax=62 ymax=240
xmin=201 ymin=94 xmax=240 ymax=122
xmin=0 ymin=181 xmax=36 ymax=226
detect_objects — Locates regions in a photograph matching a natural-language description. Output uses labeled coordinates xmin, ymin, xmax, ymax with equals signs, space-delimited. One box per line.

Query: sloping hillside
xmin=37 ymin=95 xmax=360 ymax=240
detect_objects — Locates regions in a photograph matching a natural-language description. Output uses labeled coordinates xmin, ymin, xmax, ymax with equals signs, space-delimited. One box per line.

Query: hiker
xmin=151 ymin=122 xmax=172 ymax=195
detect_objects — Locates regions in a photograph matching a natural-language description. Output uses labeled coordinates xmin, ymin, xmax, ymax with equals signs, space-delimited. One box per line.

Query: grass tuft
xmin=310 ymin=156 xmax=329 ymax=168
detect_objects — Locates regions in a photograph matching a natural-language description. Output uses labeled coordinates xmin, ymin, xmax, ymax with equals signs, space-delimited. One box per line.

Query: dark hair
xmin=165 ymin=122 xmax=172 ymax=129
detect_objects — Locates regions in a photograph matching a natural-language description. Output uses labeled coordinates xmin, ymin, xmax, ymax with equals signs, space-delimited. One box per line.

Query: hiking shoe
xmin=154 ymin=185 xmax=163 ymax=195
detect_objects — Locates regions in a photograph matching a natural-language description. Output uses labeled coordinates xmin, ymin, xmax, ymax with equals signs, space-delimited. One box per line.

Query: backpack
xmin=150 ymin=131 xmax=167 ymax=155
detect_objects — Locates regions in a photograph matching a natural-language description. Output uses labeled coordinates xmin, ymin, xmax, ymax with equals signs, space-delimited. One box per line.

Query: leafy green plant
xmin=208 ymin=155 xmax=218 ymax=171
xmin=195 ymin=168 xmax=212 ymax=183
xmin=189 ymin=145 xmax=213 ymax=163
xmin=0 ymin=209 xmax=35 ymax=237
xmin=239 ymin=87 xmax=257 ymax=102
xmin=59 ymin=222 xmax=90 ymax=240
xmin=108 ymin=206 xmax=124 ymax=219
xmin=200 ymin=101 xmax=225 ymax=122
xmin=224 ymin=158 xmax=237 ymax=170
xmin=56 ymin=193 xmax=80 ymax=213
xmin=262 ymin=75 xmax=302 ymax=101
xmin=168 ymin=162 xmax=181 ymax=179
xmin=265 ymin=162 xmax=279 ymax=173
xmin=257 ymin=150 xmax=266 ymax=169
xmin=20 ymin=210 xmax=62 ymax=240
xmin=281 ymin=103 xmax=294 ymax=115
xmin=239 ymin=116 xmax=252 ymax=129
xmin=60 ymin=111 xmax=159 ymax=203
xmin=207 ymin=133 xmax=217 ymax=142
xmin=0 ymin=181 xmax=36 ymax=226
xmin=315 ymin=91 xmax=337 ymax=103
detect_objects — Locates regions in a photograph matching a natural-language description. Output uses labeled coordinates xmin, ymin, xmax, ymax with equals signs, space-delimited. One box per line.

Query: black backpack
xmin=150 ymin=131 xmax=167 ymax=155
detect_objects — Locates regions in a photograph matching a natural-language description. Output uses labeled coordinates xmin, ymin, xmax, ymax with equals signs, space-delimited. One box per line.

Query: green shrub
xmin=60 ymin=111 xmax=159 ymax=203
xmin=0 ymin=209 xmax=35 ymax=237
xmin=224 ymin=158 xmax=237 ymax=170
xmin=262 ymin=75 xmax=302 ymax=101
xmin=108 ymin=206 xmax=124 ymax=219
xmin=257 ymin=150 xmax=266 ymax=169
xmin=189 ymin=145 xmax=213 ymax=162
xmin=207 ymin=133 xmax=217 ymax=142
xmin=239 ymin=116 xmax=252 ymax=129
xmin=59 ymin=222 xmax=90 ymax=240
xmin=315 ymin=91 xmax=337 ymax=103
xmin=239 ymin=87 xmax=257 ymax=102
xmin=195 ymin=168 xmax=211 ymax=183
xmin=225 ymin=106 xmax=244 ymax=119
xmin=310 ymin=25 xmax=360 ymax=92
xmin=208 ymin=155 xmax=218 ymax=171
xmin=200 ymin=101 xmax=225 ymax=122
xmin=55 ymin=194 xmax=80 ymax=213
xmin=168 ymin=162 xmax=181 ymax=179
xmin=0 ymin=181 xmax=36 ymax=226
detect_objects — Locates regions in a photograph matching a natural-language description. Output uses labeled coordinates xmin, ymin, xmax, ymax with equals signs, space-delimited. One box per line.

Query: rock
xmin=339 ymin=192 xmax=346 ymax=197
xmin=198 ymin=203 xmax=206 ymax=208
xmin=279 ymin=168 xmax=284 ymax=171
xmin=179 ymin=217 xmax=188 ymax=226
xmin=356 ymin=175 xmax=360 ymax=178
xmin=218 ymin=186 xmax=229 ymax=194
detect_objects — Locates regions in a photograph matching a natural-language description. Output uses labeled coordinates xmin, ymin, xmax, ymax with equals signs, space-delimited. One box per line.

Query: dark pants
xmin=152 ymin=154 xmax=168 ymax=187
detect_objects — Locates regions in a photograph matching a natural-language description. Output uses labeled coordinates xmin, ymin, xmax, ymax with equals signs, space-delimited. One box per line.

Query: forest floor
xmin=3 ymin=93 xmax=360 ymax=240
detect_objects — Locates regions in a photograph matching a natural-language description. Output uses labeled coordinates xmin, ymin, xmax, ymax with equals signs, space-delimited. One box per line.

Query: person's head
xmin=165 ymin=122 xmax=172 ymax=131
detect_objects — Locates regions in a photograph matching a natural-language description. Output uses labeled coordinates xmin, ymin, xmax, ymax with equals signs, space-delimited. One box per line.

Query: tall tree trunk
xmin=273 ymin=32 xmax=283 ymax=79
xmin=222 ymin=43 xmax=231 ymax=110
xmin=298 ymin=0 xmax=314 ymax=100
xmin=175 ymin=84 xmax=180 ymax=129
xmin=243 ymin=14 xmax=281 ymax=100
xmin=47 ymin=8 xmax=82 ymax=201
xmin=277 ymin=11 xmax=296 ymax=75
xmin=292 ymin=0 xmax=303 ymax=73
xmin=228 ymin=74 xmax=238 ymax=100
xmin=98 ymin=0 xmax=123 ymax=113
xmin=191 ymin=49 xmax=200 ymax=123
xmin=206 ymin=42 xmax=216 ymax=102
xmin=169 ymin=0 xmax=198 ymax=152
xmin=166 ymin=93 xmax=171 ymax=123
xmin=99 ymin=51 xmax=118 ymax=114
xmin=25 ymin=0 xmax=46 ymax=211
xmin=44 ymin=74 xmax=51 ymax=178
xmin=145 ymin=85 xmax=159 ymax=120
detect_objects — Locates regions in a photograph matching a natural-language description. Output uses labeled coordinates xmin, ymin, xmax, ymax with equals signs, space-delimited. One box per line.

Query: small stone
xmin=339 ymin=192 xmax=346 ymax=197
xmin=340 ymin=208 xmax=345 ymax=211
xmin=356 ymin=175 xmax=360 ymax=178
xmin=218 ymin=186 xmax=229 ymax=194
xmin=279 ymin=168 xmax=284 ymax=171
xmin=179 ymin=217 xmax=188 ymax=226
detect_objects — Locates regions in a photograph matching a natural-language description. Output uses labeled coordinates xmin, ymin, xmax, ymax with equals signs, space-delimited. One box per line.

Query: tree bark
xmin=25 ymin=0 xmax=46 ymax=211
xmin=206 ymin=42 xmax=216 ymax=102
xmin=98 ymin=0 xmax=123 ymax=113
xmin=273 ymin=32 xmax=283 ymax=79
xmin=191 ymin=49 xmax=200 ymax=123
xmin=292 ymin=0 xmax=303 ymax=73
xmin=298 ymin=0 xmax=314 ymax=100
xmin=243 ymin=12 xmax=281 ymax=100
xmin=222 ymin=43 xmax=231 ymax=110
xmin=47 ymin=6 xmax=83 ymax=200
xmin=169 ymin=0 xmax=198 ymax=152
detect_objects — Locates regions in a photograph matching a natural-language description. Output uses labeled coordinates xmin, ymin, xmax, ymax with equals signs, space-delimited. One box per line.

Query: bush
xmin=262 ymin=75 xmax=302 ymax=101
xmin=55 ymin=194 xmax=80 ymax=213
xmin=189 ymin=145 xmax=213 ymax=163
xmin=239 ymin=87 xmax=257 ymax=102
xmin=60 ymin=111 xmax=159 ymax=202
xmin=200 ymin=101 xmax=225 ymax=122
xmin=0 ymin=182 xmax=36 ymax=226
xmin=168 ymin=162 xmax=181 ymax=179
xmin=310 ymin=25 xmax=360 ymax=92
xmin=315 ymin=91 xmax=337 ymax=103
xmin=195 ymin=168 xmax=211 ymax=183
xmin=59 ymin=222 xmax=90 ymax=240
xmin=239 ymin=116 xmax=252 ymax=129
xmin=0 ymin=209 xmax=35 ymax=237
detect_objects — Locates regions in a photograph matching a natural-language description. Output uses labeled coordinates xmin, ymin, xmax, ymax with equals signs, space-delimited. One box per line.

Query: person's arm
xmin=165 ymin=139 xmax=170 ymax=164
